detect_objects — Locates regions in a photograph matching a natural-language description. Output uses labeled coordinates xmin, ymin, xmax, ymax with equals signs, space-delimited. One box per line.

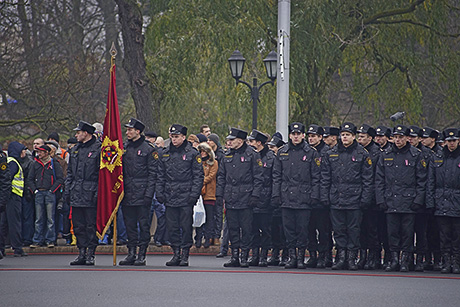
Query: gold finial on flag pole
xmin=110 ymin=42 xmax=117 ymax=70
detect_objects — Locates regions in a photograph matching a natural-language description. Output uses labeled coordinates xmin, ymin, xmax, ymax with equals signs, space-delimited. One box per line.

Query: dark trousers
xmin=0 ymin=194 xmax=23 ymax=250
xmin=308 ymin=208 xmax=333 ymax=253
xmin=271 ymin=214 xmax=286 ymax=249
xmin=427 ymin=213 xmax=441 ymax=254
xmin=386 ymin=213 xmax=415 ymax=253
xmin=72 ymin=206 xmax=97 ymax=249
xmin=122 ymin=204 xmax=151 ymax=248
xmin=437 ymin=216 xmax=460 ymax=255
xmin=377 ymin=211 xmax=389 ymax=252
xmin=214 ymin=200 xmax=224 ymax=239
xmin=165 ymin=206 xmax=193 ymax=249
xmin=282 ymin=208 xmax=310 ymax=249
xmin=21 ymin=197 xmax=34 ymax=245
xmin=331 ymin=209 xmax=362 ymax=251
xmin=360 ymin=209 xmax=380 ymax=251
xmin=414 ymin=212 xmax=428 ymax=254
xmin=227 ymin=208 xmax=252 ymax=250
xmin=251 ymin=212 xmax=272 ymax=249
xmin=220 ymin=214 xmax=229 ymax=254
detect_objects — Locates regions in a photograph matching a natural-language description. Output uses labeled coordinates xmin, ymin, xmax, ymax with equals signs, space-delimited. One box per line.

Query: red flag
xmin=96 ymin=63 xmax=124 ymax=239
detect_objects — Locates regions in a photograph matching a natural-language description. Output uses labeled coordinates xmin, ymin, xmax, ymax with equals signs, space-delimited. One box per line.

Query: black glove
xmin=216 ymin=197 xmax=224 ymax=207
xmin=411 ymin=203 xmax=423 ymax=212
xmin=144 ymin=197 xmax=152 ymax=207
xmin=249 ymin=196 xmax=259 ymax=208
xmin=378 ymin=203 xmax=388 ymax=211
xmin=271 ymin=196 xmax=281 ymax=208
xmin=188 ymin=197 xmax=197 ymax=206
xmin=156 ymin=196 xmax=165 ymax=204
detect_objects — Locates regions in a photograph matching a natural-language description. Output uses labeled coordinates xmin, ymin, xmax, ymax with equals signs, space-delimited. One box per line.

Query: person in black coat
xmin=272 ymin=123 xmax=321 ymax=269
xmin=427 ymin=128 xmax=460 ymax=274
xmin=375 ymin=125 xmax=427 ymax=272
xmin=306 ymin=124 xmax=333 ymax=269
xmin=216 ymin=128 xmax=263 ymax=268
xmin=65 ymin=121 xmax=101 ymax=265
xmin=118 ymin=118 xmax=157 ymax=266
xmin=156 ymin=124 xmax=204 ymax=267
xmin=247 ymin=129 xmax=275 ymax=267
xmin=321 ymin=123 xmax=373 ymax=270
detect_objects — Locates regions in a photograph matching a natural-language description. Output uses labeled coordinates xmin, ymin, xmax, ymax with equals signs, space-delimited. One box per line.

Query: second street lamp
xmin=228 ymin=49 xmax=277 ymax=130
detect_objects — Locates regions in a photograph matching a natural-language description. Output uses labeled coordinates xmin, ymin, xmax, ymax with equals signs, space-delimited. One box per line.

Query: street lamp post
xmin=228 ymin=50 xmax=277 ymax=130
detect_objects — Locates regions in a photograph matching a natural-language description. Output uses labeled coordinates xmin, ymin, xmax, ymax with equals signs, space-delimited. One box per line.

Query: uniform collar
xmin=338 ymin=140 xmax=357 ymax=152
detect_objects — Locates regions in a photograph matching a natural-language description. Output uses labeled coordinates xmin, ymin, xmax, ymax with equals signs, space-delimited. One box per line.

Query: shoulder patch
xmin=257 ymin=159 xmax=263 ymax=167
xmin=152 ymin=152 xmax=159 ymax=160
xmin=366 ymin=156 xmax=372 ymax=166
xmin=315 ymin=157 xmax=321 ymax=167
xmin=0 ymin=162 xmax=7 ymax=171
xmin=196 ymin=156 xmax=202 ymax=164
xmin=421 ymin=159 xmax=427 ymax=168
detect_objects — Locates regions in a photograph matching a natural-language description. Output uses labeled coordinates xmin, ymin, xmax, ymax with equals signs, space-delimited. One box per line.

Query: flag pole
xmin=110 ymin=42 xmax=118 ymax=267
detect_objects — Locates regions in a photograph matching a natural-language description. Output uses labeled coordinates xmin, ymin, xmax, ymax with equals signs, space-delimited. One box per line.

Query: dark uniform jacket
xmin=253 ymin=146 xmax=275 ymax=214
xmin=375 ymin=142 xmax=427 ymax=213
xmin=121 ymin=136 xmax=157 ymax=207
xmin=27 ymin=157 xmax=64 ymax=194
xmin=0 ymin=151 xmax=11 ymax=208
xmin=156 ymin=141 xmax=204 ymax=207
xmin=272 ymin=140 xmax=321 ymax=209
xmin=321 ymin=140 xmax=373 ymax=210
xmin=365 ymin=141 xmax=381 ymax=210
xmin=65 ymin=136 xmax=101 ymax=208
xmin=216 ymin=142 xmax=263 ymax=210
xmin=427 ymin=145 xmax=460 ymax=217
xmin=311 ymin=140 xmax=329 ymax=209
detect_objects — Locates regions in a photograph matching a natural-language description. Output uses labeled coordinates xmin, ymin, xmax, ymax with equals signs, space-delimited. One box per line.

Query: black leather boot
xmin=364 ymin=250 xmax=376 ymax=270
xmin=433 ymin=252 xmax=442 ymax=271
xmin=248 ymin=248 xmax=260 ymax=266
xmin=240 ymin=249 xmax=250 ymax=268
xmin=383 ymin=250 xmax=391 ymax=271
xmin=297 ymin=249 xmax=306 ymax=269
xmin=424 ymin=252 xmax=434 ymax=271
xmin=279 ymin=249 xmax=289 ymax=266
xmin=224 ymin=248 xmax=240 ymax=267
xmin=119 ymin=246 xmax=137 ymax=265
xmin=408 ymin=253 xmax=415 ymax=271
xmin=347 ymin=250 xmax=358 ymax=271
xmin=400 ymin=252 xmax=410 ymax=272
xmin=414 ymin=254 xmax=424 ymax=272
xmin=85 ymin=246 xmax=96 ymax=265
xmin=452 ymin=254 xmax=460 ymax=274
xmin=259 ymin=249 xmax=268 ymax=267
xmin=357 ymin=249 xmax=367 ymax=270
xmin=166 ymin=247 xmax=181 ymax=266
xmin=332 ymin=249 xmax=346 ymax=270
xmin=134 ymin=245 xmax=147 ymax=266
xmin=70 ymin=248 xmax=87 ymax=265
xmin=285 ymin=248 xmax=297 ymax=269
xmin=306 ymin=250 xmax=317 ymax=268
xmin=441 ymin=253 xmax=452 ymax=274
xmin=203 ymin=238 xmax=211 ymax=248
xmin=267 ymin=248 xmax=280 ymax=266
xmin=316 ymin=252 xmax=326 ymax=268
xmin=179 ymin=247 xmax=190 ymax=266
xmin=386 ymin=251 xmax=400 ymax=272
xmin=325 ymin=250 xmax=333 ymax=268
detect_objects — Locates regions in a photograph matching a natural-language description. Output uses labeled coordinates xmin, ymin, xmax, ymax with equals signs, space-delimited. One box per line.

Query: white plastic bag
xmin=192 ymin=196 xmax=206 ymax=227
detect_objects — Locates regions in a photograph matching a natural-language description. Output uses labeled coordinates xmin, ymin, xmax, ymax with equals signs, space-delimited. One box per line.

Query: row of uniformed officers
xmin=34 ymin=118 xmax=460 ymax=273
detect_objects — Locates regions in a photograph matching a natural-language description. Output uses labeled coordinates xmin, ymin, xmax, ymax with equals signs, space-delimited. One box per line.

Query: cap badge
xmin=345 ymin=125 xmax=349 ymax=128
xmin=294 ymin=124 xmax=299 ymax=128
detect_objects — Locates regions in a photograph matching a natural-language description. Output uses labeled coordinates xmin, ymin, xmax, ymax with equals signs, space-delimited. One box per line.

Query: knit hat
xmin=208 ymin=133 xmax=221 ymax=147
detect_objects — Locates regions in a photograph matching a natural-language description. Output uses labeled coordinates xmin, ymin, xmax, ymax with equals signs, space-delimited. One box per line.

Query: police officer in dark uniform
xmin=427 ymin=128 xmax=460 ymax=274
xmin=375 ymin=126 xmax=392 ymax=150
xmin=321 ymin=122 xmax=373 ymax=270
xmin=422 ymin=127 xmax=443 ymax=271
xmin=356 ymin=124 xmax=381 ymax=270
xmin=156 ymin=124 xmax=204 ymax=267
xmin=118 ymin=118 xmax=157 ymax=266
xmin=408 ymin=125 xmax=432 ymax=271
xmin=306 ymin=124 xmax=333 ymax=269
xmin=272 ymin=123 xmax=321 ymax=269
xmin=266 ymin=135 xmax=288 ymax=266
xmin=66 ymin=121 xmax=101 ymax=265
xmin=247 ymin=129 xmax=275 ymax=267
xmin=216 ymin=128 xmax=263 ymax=268
xmin=0 ymin=146 xmax=11 ymax=259
xmin=375 ymin=125 xmax=427 ymax=272
xmin=323 ymin=126 xmax=339 ymax=148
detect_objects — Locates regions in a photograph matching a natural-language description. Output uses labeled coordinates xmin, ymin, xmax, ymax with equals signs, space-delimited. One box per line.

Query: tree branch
xmin=363 ymin=0 xmax=426 ymax=25
xmin=371 ymin=19 xmax=460 ymax=38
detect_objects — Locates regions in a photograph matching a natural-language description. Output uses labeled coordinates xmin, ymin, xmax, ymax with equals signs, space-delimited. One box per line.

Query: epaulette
xmin=409 ymin=146 xmax=420 ymax=157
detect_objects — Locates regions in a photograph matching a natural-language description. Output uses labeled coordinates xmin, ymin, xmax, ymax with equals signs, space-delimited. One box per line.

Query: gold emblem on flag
xmin=100 ymin=136 xmax=123 ymax=173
